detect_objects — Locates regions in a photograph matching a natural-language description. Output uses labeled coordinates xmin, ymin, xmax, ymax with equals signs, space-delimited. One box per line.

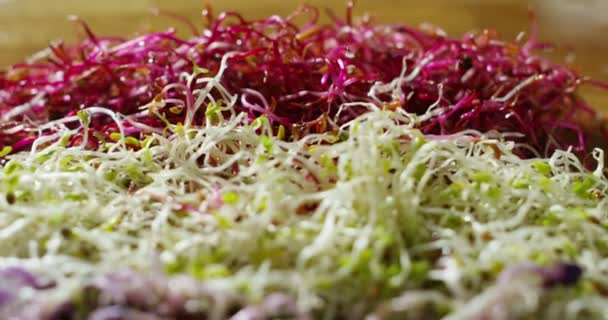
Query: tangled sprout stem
xmin=1 ymin=65 xmax=608 ymax=318
xmin=0 ymin=5 xmax=607 ymax=158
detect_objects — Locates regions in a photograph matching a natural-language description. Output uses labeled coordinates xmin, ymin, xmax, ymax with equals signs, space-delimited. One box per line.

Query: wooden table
xmin=1 ymin=0 xmax=606 ymax=109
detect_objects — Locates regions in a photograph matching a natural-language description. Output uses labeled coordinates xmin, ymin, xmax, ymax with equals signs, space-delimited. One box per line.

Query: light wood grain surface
xmin=1 ymin=0 xmax=606 ymax=110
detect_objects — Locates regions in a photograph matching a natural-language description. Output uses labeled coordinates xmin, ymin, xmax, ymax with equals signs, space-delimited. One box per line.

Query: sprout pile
xmin=1 ymin=4 xmax=607 ymax=156
xmin=1 ymin=4 xmax=608 ymax=320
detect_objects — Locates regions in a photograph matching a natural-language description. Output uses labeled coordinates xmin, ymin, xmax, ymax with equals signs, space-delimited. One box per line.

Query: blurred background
xmin=1 ymin=0 xmax=607 ymax=107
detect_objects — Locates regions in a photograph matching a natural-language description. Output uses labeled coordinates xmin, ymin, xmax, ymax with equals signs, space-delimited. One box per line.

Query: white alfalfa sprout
xmin=2 ymin=57 xmax=608 ymax=319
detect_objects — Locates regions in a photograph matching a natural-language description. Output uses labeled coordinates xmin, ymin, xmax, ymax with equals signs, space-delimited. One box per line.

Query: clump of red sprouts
xmin=0 ymin=4 xmax=606 ymax=157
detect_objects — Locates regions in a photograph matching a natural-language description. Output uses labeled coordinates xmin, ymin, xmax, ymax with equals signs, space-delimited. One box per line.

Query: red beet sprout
xmin=0 ymin=5 xmax=606 ymax=157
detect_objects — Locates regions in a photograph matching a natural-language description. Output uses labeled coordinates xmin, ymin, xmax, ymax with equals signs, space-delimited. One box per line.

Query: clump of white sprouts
xmin=1 ymin=58 xmax=608 ymax=320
